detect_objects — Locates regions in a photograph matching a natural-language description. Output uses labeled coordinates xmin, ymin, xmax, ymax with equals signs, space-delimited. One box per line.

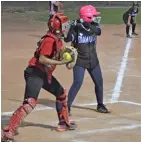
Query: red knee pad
xmin=23 ymin=98 xmax=37 ymax=106
xmin=23 ymin=98 xmax=37 ymax=114
xmin=56 ymin=89 xmax=67 ymax=101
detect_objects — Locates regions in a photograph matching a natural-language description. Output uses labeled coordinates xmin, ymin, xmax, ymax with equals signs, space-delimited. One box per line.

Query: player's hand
xmin=59 ymin=59 xmax=70 ymax=65
xmin=127 ymin=22 xmax=130 ymax=26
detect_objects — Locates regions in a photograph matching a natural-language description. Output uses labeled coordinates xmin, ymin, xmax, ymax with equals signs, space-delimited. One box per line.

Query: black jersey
xmin=64 ymin=20 xmax=101 ymax=69
xmin=123 ymin=7 xmax=139 ymax=20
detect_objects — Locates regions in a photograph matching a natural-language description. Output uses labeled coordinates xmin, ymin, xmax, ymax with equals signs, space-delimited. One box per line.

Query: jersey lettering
xmin=78 ymin=33 xmax=96 ymax=44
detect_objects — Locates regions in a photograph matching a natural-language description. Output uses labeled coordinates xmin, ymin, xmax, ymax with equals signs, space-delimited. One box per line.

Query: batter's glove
xmin=63 ymin=46 xmax=78 ymax=69
xmin=93 ymin=16 xmax=101 ymax=24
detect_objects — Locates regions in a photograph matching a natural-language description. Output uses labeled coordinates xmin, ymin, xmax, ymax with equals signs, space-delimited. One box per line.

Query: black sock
xmin=126 ymin=25 xmax=130 ymax=35
xmin=132 ymin=24 xmax=136 ymax=33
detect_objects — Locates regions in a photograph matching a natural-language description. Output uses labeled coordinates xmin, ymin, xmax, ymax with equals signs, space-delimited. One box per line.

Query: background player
xmin=123 ymin=1 xmax=139 ymax=38
xmin=49 ymin=1 xmax=64 ymax=17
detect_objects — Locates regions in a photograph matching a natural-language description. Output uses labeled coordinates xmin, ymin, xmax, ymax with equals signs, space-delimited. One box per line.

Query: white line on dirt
xmin=76 ymin=100 xmax=141 ymax=107
xmin=75 ymin=101 xmax=118 ymax=106
xmin=51 ymin=117 xmax=97 ymax=124
xmin=126 ymin=74 xmax=141 ymax=78
xmin=2 ymin=100 xmax=141 ymax=116
xmin=120 ymin=100 xmax=141 ymax=106
xmin=0 ymin=101 xmax=118 ymax=116
xmin=71 ymin=140 xmax=89 ymax=142
xmin=1 ymin=106 xmax=53 ymax=116
xmin=111 ymin=38 xmax=132 ymax=102
xmin=77 ymin=124 xmax=141 ymax=135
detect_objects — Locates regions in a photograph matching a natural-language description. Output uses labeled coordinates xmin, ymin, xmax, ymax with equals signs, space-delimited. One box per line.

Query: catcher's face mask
xmin=62 ymin=21 xmax=71 ymax=37
xmin=49 ymin=13 xmax=70 ymax=35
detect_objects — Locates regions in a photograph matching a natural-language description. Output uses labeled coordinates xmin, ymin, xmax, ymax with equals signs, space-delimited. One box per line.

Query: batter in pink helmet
xmin=64 ymin=5 xmax=110 ymax=115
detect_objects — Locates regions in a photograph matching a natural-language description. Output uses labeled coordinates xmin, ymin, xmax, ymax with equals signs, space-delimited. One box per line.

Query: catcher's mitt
xmin=63 ymin=46 xmax=78 ymax=69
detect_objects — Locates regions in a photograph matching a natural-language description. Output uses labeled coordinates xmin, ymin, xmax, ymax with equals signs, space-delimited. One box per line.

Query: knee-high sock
xmin=126 ymin=25 xmax=130 ymax=35
xmin=132 ymin=23 xmax=136 ymax=33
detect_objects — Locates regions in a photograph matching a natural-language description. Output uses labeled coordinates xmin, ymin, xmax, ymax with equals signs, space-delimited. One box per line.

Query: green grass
xmin=98 ymin=8 xmax=128 ymax=24
xmin=32 ymin=8 xmax=141 ymax=24
xmin=99 ymin=8 xmax=141 ymax=24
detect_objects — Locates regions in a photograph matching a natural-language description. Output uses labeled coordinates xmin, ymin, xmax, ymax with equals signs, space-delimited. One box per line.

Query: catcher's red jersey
xmin=29 ymin=33 xmax=63 ymax=71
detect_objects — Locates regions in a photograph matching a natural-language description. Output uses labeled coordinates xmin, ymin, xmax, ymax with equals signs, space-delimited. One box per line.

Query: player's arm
xmin=95 ymin=24 xmax=101 ymax=36
xmin=53 ymin=1 xmax=63 ymax=12
xmin=134 ymin=8 xmax=139 ymax=24
xmin=127 ymin=15 xmax=131 ymax=25
xmin=60 ymin=2 xmax=63 ymax=8
xmin=59 ymin=2 xmax=64 ymax=12
xmin=127 ymin=8 xmax=132 ymax=25
xmin=89 ymin=22 xmax=101 ymax=36
xmin=64 ymin=24 xmax=77 ymax=42
xmin=53 ymin=1 xmax=61 ymax=7
xmin=38 ymin=38 xmax=69 ymax=65
xmin=39 ymin=55 xmax=68 ymax=65
xmin=127 ymin=14 xmax=131 ymax=25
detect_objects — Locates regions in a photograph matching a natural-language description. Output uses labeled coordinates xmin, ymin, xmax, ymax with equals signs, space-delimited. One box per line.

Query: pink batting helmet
xmin=79 ymin=5 xmax=100 ymax=23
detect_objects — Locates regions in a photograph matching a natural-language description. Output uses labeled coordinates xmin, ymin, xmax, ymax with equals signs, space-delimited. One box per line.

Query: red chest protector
xmin=29 ymin=32 xmax=62 ymax=84
xmin=35 ymin=32 xmax=61 ymax=59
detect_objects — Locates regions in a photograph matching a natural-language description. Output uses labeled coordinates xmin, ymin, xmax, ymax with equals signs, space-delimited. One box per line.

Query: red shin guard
xmin=56 ymin=89 xmax=70 ymax=125
xmin=6 ymin=98 xmax=37 ymax=134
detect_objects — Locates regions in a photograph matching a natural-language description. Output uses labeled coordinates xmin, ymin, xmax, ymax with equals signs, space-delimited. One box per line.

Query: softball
xmin=63 ymin=52 xmax=72 ymax=61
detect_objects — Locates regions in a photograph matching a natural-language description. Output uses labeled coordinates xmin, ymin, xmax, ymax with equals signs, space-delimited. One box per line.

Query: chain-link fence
xmin=1 ymin=1 xmax=141 ymax=13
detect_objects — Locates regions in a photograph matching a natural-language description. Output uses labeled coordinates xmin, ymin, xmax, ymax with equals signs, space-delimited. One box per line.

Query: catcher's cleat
xmin=1 ymin=129 xmax=5 ymax=141
xmin=3 ymin=125 xmax=19 ymax=136
xmin=2 ymin=139 xmax=15 ymax=142
xmin=69 ymin=118 xmax=76 ymax=126
xmin=96 ymin=104 xmax=110 ymax=113
xmin=56 ymin=122 xmax=77 ymax=132
xmin=67 ymin=123 xmax=77 ymax=130
xmin=69 ymin=115 xmax=76 ymax=126
xmin=56 ymin=125 xmax=67 ymax=132
xmin=1 ymin=129 xmax=15 ymax=142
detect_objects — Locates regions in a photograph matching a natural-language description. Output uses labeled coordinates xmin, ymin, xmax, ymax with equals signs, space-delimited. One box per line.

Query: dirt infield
xmin=1 ymin=13 xmax=141 ymax=142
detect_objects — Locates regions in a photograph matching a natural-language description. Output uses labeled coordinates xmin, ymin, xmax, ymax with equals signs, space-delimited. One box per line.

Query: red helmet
xmin=48 ymin=13 xmax=70 ymax=34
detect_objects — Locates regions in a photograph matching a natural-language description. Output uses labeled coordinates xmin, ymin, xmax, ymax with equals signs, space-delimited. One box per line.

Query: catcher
xmin=1 ymin=13 xmax=76 ymax=142
xmin=64 ymin=5 xmax=110 ymax=116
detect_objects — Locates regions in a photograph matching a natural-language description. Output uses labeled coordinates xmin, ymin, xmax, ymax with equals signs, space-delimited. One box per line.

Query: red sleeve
xmin=40 ymin=38 xmax=54 ymax=56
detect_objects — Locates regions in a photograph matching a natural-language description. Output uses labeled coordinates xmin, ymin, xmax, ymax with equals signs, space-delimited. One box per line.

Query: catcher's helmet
xmin=48 ymin=13 xmax=70 ymax=34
